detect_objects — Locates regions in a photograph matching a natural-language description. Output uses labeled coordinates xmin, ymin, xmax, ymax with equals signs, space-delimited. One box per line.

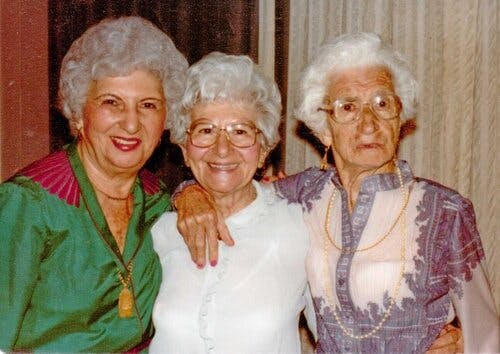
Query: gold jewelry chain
xmin=117 ymin=262 xmax=133 ymax=288
xmin=93 ymin=184 xmax=132 ymax=201
xmin=322 ymin=166 xmax=408 ymax=339
xmin=324 ymin=166 xmax=409 ymax=254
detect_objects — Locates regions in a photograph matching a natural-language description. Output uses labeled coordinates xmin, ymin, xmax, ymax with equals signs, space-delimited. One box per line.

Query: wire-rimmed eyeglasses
xmin=186 ymin=122 xmax=261 ymax=148
xmin=318 ymin=92 xmax=402 ymax=124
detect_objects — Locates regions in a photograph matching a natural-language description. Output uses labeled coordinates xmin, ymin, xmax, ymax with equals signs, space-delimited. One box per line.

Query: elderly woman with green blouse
xmin=0 ymin=16 xmax=187 ymax=352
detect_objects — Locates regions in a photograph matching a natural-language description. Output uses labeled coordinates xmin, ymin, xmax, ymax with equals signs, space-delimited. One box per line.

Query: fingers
xmin=277 ymin=171 xmax=287 ymax=179
xmin=174 ymin=182 xmax=234 ymax=269
xmin=207 ymin=230 xmax=219 ymax=267
xmin=216 ymin=209 xmax=234 ymax=246
xmin=426 ymin=323 xmax=463 ymax=354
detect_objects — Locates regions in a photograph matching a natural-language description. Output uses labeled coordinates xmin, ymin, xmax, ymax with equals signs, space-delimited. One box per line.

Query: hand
xmin=426 ymin=323 xmax=463 ymax=354
xmin=176 ymin=184 xmax=233 ymax=268
xmin=261 ymin=171 xmax=287 ymax=183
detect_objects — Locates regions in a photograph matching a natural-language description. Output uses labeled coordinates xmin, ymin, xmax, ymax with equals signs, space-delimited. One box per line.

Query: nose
xmin=357 ymin=104 xmax=379 ymax=135
xmin=214 ymin=129 xmax=231 ymax=157
xmin=120 ymin=107 xmax=141 ymax=134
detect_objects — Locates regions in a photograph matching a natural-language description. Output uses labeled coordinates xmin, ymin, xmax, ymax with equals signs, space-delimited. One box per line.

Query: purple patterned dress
xmin=274 ymin=160 xmax=498 ymax=353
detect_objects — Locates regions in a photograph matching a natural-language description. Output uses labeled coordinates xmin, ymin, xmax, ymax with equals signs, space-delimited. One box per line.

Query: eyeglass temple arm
xmin=317 ymin=107 xmax=333 ymax=115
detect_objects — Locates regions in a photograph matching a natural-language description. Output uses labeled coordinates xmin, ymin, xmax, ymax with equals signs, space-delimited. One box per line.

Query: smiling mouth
xmin=111 ymin=136 xmax=141 ymax=151
xmin=208 ymin=163 xmax=238 ymax=171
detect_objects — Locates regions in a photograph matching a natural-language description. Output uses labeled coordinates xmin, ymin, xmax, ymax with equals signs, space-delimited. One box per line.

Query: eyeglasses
xmin=318 ymin=92 xmax=401 ymax=124
xmin=186 ymin=122 xmax=261 ymax=148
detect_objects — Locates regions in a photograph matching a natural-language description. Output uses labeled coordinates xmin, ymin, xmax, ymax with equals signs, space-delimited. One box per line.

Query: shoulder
xmin=140 ymin=169 xmax=172 ymax=224
xmin=415 ymin=177 xmax=473 ymax=211
xmin=139 ymin=169 xmax=168 ymax=196
xmin=2 ymin=150 xmax=77 ymax=205
xmin=280 ymin=167 xmax=333 ymax=190
xmin=273 ymin=167 xmax=333 ymax=210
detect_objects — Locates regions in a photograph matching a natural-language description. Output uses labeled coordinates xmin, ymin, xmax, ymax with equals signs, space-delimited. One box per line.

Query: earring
xmin=320 ymin=145 xmax=330 ymax=170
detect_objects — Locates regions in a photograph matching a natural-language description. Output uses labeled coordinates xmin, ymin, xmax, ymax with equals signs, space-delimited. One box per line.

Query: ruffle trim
xmin=197 ymin=181 xmax=274 ymax=353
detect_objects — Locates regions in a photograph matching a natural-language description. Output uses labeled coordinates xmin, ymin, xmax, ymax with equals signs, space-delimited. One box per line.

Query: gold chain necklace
xmin=322 ymin=166 xmax=408 ymax=339
xmin=324 ymin=166 xmax=409 ymax=253
xmin=117 ymin=261 xmax=134 ymax=318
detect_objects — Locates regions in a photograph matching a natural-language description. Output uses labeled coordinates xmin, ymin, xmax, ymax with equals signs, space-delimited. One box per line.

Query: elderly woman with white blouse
xmin=149 ymin=52 xmax=315 ymax=354
xmin=175 ymin=33 xmax=498 ymax=353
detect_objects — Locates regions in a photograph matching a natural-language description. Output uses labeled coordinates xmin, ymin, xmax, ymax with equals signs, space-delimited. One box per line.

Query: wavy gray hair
xmin=58 ymin=16 xmax=188 ymax=136
xmin=295 ymin=32 xmax=418 ymax=136
xmin=168 ymin=52 xmax=282 ymax=151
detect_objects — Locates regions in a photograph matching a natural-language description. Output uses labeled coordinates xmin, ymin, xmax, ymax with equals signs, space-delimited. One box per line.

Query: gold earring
xmin=320 ymin=145 xmax=330 ymax=170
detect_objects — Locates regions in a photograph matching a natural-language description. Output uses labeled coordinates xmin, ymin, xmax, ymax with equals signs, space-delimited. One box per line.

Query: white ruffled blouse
xmin=149 ymin=181 xmax=315 ymax=354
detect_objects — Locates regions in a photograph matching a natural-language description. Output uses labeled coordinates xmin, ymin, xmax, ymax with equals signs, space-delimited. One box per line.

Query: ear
xmin=179 ymin=144 xmax=190 ymax=167
xmin=317 ymin=129 xmax=333 ymax=147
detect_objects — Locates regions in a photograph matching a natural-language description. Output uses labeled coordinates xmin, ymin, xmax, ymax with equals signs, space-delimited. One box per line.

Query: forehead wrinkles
xmin=327 ymin=66 xmax=394 ymax=99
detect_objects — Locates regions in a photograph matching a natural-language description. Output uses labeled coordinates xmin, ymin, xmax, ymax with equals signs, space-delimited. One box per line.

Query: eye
xmin=376 ymin=99 xmax=388 ymax=108
xmin=142 ymin=102 xmax=157 ymax=109
xmin=341 ymin=102 xmax=357 ymax=112
xmin=374 ymin=95 xmax=396 ymax=111
xmin=192 ymin=125 xmax=215 ymax=135
xmin=102 ymin=98 xmax=119 ymax=106
xmin=233 ymin=129 xmax=249 ymax=135
xmin=140 ymin=100 xmax=163 ymax=110
xmin=229 ymin=124 xmax=253 ymax=136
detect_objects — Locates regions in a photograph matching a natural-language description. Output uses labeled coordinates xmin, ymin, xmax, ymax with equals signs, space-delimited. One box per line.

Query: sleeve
xmin=0 ymin=182 xmax=46 ymax=350
xmin=273 ymin=167 xmax=328 ymax=205
xmin=446 ymin=197 xmax=499 ymax=353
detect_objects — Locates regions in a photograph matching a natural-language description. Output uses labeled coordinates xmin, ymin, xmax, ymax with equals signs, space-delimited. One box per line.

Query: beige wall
xmin=0 ymin=0 xmax=49 ymax=181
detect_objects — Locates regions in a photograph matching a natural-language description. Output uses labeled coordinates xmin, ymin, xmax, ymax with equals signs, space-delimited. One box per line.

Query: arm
xmin=447 ymin=198 xmax=499 ymax=353
xmin=0 ymin=182 xmax=45 ymax=350
xmin=174 ymin=182 xmax=233 ymax=268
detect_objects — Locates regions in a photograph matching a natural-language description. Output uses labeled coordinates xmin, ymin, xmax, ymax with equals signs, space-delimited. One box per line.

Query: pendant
xmin=118 ymin=287 xmax=134 ymax=318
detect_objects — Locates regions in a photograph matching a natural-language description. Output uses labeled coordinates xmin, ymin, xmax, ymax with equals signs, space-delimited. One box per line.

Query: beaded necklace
xmin=322 ymin=166 xmax=409 ymax=339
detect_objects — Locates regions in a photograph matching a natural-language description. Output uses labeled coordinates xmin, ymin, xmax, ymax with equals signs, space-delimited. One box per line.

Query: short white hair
xmin=168 ymin=52 xmax=282 ymax=151
xmin=58 ymin=16 xmax=188 ymax=136
xmin=295 ymin=32 xmax=418 ymax=136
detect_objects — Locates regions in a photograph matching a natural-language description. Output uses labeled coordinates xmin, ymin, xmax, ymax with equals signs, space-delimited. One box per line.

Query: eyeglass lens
xmin=333 ymin=94 xmax=399 ymax=123
xmin=189 ymin=122 xmax=258 ymax=147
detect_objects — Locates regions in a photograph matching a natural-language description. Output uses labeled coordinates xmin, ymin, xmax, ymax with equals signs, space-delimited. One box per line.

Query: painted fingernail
xmin=210 ymin=260 xmax=217 ymax=267
xmin=197 ymin=263 xmax=205 ymax=269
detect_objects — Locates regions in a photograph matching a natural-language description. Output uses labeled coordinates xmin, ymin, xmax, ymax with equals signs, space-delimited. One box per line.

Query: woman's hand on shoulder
xmin=425 ymin=323 xmax=463 ymax=354
xmin=175 ymin=184 xmax=233 ymax=268
xmin=261 ymin=171 xmax=287 ymax=184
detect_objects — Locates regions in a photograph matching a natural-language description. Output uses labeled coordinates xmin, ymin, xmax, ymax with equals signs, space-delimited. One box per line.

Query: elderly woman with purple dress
xmin=176 ymin=33 xmax=498 ymax=353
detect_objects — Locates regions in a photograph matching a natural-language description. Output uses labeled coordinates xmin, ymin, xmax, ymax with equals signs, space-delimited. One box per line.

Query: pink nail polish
xmin=210 ymin=260 xmax=217 ymax=267
xmin=197 ymin=263 xmax=205 ymax=269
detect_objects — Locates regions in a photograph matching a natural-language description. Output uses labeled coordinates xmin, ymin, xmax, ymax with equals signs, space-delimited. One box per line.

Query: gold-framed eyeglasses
xmin=187 ymin=122 xmax=261 ymax=148
xmin=318 ymin=92 xmax=402 ymax=124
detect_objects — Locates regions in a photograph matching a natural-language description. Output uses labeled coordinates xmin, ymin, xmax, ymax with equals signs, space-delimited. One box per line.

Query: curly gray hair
xmin=58 ymin=16 xmax=188 ymax=136
xmin=168 ymin=52 xmax=282 ymax=151
xmin=295 ymin=32 xmax=418 ymax=136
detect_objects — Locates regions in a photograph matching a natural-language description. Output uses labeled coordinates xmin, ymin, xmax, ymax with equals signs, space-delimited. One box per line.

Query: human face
xmin=324 ymin=66 xmax=401 ymax=175
xmin=79 ymin=70 xmax=166 ymax=177
xmin=181 ymin=101 xmax=266 ymax=201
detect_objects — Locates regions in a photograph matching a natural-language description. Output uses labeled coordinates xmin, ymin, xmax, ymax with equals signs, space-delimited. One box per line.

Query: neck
xmin=77 ymin=143 xmax=137 ymax=199
xmin=335 ymin=159 xmax=397 ymax=213
xmin=211 ymin=183 xmax=257 ymax=219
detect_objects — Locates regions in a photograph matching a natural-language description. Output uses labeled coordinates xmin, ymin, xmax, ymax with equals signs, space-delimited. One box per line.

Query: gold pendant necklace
xmin=322 ymin=165 xmax=409 ymax=339
xmin=117 ymin=262 xmax=134 ymax=318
